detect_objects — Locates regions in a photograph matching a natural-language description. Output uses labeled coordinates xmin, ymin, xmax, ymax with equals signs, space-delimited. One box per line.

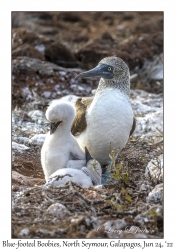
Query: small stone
xmin=59 ymin=71 xmax=66 ymax=76
xmin=86 ymin=228 xmax=108 ymax=238
xmin=103 ymin=219 xmax=127 ymax=238
xmin=134 ymin=214 xmax=147 ymax=226
xmin=92 ymin=185 xmax=104 ymax=190
xmin=145 ymin=154 xmax=163 ymax=183
xmin=19 ymin=228 xmax=30 ymax=236
xmin=78 ymin=86 xmax=85 ymax=91
xmin=42 ymin=91 xmax=51 ymax=98
xmin=146 ymin=183 xmax=163 ymax=204
xmin=22 ymin=87 xmax=33 ymax=100
xmin=34 ymin=44 xmax=45 ymax=55
xmin=46 ymin=203 xmax=70 ymax=219
xmin=12 ymin=142 xmax=29 ymax=152
xmin=12 ymin=185 xmax=19 ymax=192
xmin=54 ymin=84 xmax=60 ymax=91
xmin=139 ymin=183 xmax=152 ymax=194
xmin=70 ymin=216 xmax=84 ymax=225
xmin=155 ymin=205 xmax=163 ymax=219
xmin=29 ymin=134 xmax=46 ymax=146
xmin=85 ymin=216 xmax=98 ymax=228
xmin=28 ymin=110 xmax=44 ymax=121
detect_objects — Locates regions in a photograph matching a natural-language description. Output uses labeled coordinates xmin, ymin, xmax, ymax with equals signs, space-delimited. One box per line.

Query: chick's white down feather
xmin=48 ymin=158 xmax=102 ymax=188
xmin=41 ymin=100 xmax=86 ymax=181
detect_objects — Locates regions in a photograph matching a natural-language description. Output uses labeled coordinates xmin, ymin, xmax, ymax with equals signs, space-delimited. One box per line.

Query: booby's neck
xmin=51 ymin=122 xmax=72 ymax=138
xmin=96 ymin=75 xmax=130 ymax=97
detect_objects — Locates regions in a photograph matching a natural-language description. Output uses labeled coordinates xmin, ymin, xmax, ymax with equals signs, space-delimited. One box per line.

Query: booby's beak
xmin=85 ymin=146 xmax=93 ymax=164
xmin=76 ymin=64 xmax=114 ymax=79
xmin=50 ymin=121 xmax=62 ymax=135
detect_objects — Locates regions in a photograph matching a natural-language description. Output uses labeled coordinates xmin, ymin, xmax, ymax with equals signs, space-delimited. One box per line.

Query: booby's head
xmin=76 ymin=56 xmax=129 ymax=80
xmin=46 ymin=100 xmax=76 ymax=134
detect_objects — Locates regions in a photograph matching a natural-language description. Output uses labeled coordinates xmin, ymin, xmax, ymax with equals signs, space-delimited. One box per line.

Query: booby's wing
xmin=130 ymin=117 xmax=136 ymax=136
xmin=71 ymin=96 xmax=93 ymax=136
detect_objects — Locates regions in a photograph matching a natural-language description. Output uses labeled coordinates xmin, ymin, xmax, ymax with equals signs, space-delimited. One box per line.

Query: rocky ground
xmin=12 ymin=11 xmax=163 ymax=239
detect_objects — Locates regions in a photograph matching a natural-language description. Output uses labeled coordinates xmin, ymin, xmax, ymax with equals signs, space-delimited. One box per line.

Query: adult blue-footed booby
xmin=41 ymin=100 xmax=86 ymax=181
xmin=71 ymin=56 xmax=136 ymax=165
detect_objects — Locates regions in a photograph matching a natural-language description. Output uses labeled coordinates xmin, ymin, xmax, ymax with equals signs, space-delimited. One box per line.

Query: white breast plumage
xmin=76 ymin=89 xmax=133 ymax=164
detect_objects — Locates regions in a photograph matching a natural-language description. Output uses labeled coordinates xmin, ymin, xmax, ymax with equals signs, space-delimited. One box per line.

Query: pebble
xmin=19 ymin=228 xmax=30 ymax=236
xmin=139 ymin=183 xmax=152 ymax=194
xmin=29 ymin=134 xmax=46 ymax=146
xmin=12 ymin=142 xmax=29 ymax=152
xmin=92 ymin=185 xmax=104 ymax=190
xmin=46 ymin=203 xmax=70 ymax=219
xmin=42 ymin=91 xmax=51 ymax=98
xmin=134 ymin=214 xmax=149 ymax=226
xmin=146 ymin=183 xmax=163 ymax=204
xmin=103 ymin=219 xmax=127 ymax=238
xmin=70 ymin=216 xmax=84 ymax=225
xmin=145 ymin=154 xmax=163 ymax=183
xmin=85 ymin=216 xmax=98 ymax=228
xmin=28 ymin=110 xmax=44 ymax=121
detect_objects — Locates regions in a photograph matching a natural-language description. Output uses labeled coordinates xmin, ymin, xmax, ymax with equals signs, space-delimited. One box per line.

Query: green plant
xmin=107 ymin=144 xmax=131 ymax=183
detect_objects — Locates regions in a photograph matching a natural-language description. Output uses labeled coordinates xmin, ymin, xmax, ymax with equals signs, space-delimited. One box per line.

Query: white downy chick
xmin=41 ymin=100 xmax=85 ymax=181
xmin=47 ymin=147 xmax=102 ymax=188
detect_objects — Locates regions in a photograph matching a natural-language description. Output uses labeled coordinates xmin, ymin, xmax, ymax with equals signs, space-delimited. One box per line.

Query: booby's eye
xmin=108 ymin=67 xmax=112 ymax=71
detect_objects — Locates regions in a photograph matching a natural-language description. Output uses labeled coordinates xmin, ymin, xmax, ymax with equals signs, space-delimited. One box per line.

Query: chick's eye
xmin=108 ymin=67 xmax=112 ymax=71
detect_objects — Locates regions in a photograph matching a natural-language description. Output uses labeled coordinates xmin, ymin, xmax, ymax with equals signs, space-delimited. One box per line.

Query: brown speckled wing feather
xmin=71 ymin=97 xmax=93 ymax=136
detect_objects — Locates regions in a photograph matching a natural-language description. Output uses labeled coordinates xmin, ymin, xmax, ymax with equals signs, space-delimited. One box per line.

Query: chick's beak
xmin=50 ymin=121 xmax=62 ymax=134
